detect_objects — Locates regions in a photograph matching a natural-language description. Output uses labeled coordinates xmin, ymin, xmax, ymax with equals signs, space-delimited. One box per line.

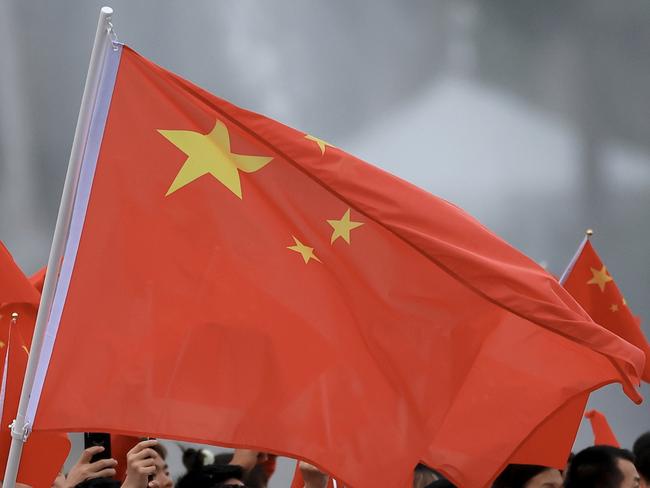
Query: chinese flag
xmin=27 ymin=46 xmax=643 ymax=488
xmin=584 ymin=409 xmax=620 ymax=447
xmin=0 ymin=317 xmax=70 ymax=487
xmin=562 ymin=238 xmax=650 ymax=382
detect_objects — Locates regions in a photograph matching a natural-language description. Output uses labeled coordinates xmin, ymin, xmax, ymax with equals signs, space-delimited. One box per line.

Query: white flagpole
xmin=558 ymin=228 xmax=593 ymax=285
xmin=2 ymin=7 xmax=115 ymax=486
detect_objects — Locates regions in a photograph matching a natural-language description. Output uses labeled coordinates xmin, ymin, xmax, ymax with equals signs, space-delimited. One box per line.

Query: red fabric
xmin=111 ymin=434 xmax=141 ymax=480
xmin=563 ymin=240 xmax=650 ymax=382
xmin=29 ymin=266 xmax=47 ymax=294
xmin=32 ymin=46 xmax=643 ymax=488
xmin=0 ymin=242 xmax=39 ymax=306
xmin=584 ymin=409 xmax=620 ymax=447
xmin=508 ymin=392 xmax=589 ymax=470
xmin=0 ymin=247 xmax=69 ymax=486
xmin=261 ymin=454 xmax=278 ymax=479
xmin=0 ymin=312 xmax=70 ymax=486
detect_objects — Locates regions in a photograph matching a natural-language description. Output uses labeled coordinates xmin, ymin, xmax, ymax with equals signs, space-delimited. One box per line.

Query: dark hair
xmin=634 ymin=432 xmax=650 ymax=481
xmin=211 ymin=452 xmax=267 ymax=488
xmin=565 ymin=445 xmax=635 ymax=488
xmin=492 ymin=464 xmax=552 ymax=488
xmin=414 ymin=463 xmax=439 ymax=488
xmin=183 ymin=447 xmax=218 ymax=471
xmin=176 ymin=464 xmax=244 ymax=488
xmin=151 ymin=441 xmax=168 ymax=460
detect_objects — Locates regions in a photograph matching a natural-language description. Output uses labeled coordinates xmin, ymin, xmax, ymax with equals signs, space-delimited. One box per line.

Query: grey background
xmin=1 ymin=1 xmax=649 ymax=485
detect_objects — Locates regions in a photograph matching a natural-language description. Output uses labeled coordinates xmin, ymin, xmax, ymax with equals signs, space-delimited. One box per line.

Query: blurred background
xmin=1 ymin=0 xmax=649 ymax=485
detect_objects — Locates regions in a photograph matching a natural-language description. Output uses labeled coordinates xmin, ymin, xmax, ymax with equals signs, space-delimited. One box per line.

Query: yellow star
xmin=587 ymin=265 xmax=613 ymax=292
xmin=159 ymin=120 xmax=273 ymax=198
xmin=287 ymin=236 xmax=321 ymax=264
xmin=327 ymin=209 xmax=364 ymax=244
xmin=0 ymin=341 xmax=5 ymax=349
xmin=305 ymin=134 xmax=333 ymax=155
xmin=610 ymin=304 xmax=619 ymax=312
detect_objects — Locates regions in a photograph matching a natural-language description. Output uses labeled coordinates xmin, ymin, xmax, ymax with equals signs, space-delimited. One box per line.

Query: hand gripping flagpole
xmin=2 ymin=7 xmax=116 ymax=486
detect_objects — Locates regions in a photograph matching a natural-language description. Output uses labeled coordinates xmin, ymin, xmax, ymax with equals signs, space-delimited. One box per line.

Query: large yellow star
xmin=327 ymin=209 xmax=363 ymax=244
xmin=587 ymin=265 xmax=613 ymax=292
xmin=287 ymin=236 xmax=321 ymax=264
xmin=159 ymin=120 xmax=273 ymax=198
xmin=305 ymin=134 xmax=333 ymax=155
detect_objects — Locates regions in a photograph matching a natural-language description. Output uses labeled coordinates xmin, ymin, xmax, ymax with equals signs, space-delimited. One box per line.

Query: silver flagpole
xmin=2 ymin=7 xmax=115 ymax=486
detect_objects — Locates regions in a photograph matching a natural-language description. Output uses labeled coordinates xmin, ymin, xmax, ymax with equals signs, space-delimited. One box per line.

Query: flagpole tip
xmin=101 ymin=6 xmax=114 ymax=16
xmin=10 ymin=312 xmax=18 ymax=323
xmin=586 ymin=228 xmax=594 ymax=237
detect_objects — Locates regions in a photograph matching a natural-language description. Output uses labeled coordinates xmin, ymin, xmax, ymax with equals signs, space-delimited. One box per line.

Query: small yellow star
xmin=0 ymin=341 xmax=5 ymax=349
xmin=610 ymin=304 xmax=619 ymax=312
xmin=159 ymin=120 xmax=273 ymax=199
xmin=587 ymin=266 xmax=613 ymax=292
xmin=287 ymin=236 xmax=321 ymax=264
xmin=327 ymin=209 xmax=364 ymax=244
xmin=305 ymin=134 xmax=333 ymax=155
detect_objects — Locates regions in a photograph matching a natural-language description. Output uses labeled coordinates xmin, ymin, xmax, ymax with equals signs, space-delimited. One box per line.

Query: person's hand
xmin=229 ymin=449 xmax=268 ymax=473
xmin=121 ymin=439 xmax=160 ymax=488
xmin=299 ymin=461 xmax=329 ymax=488
xmin=64 ymin=446 xmax=117 ymax=487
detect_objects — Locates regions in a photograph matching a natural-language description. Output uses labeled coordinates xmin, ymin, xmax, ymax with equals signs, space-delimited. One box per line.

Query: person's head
xmin=634 ymin=432 xmax=650 ymax=487
xmin=413 ymin=463 xmax=439 ymax=488
xmin=176 ymin=464 xmax=245 ymax=488
xmin=151 ymin=442 xmax=168 ymax=460
xmin=212 ymin=452 xmax=269 ymax=488
xmin=565 ymin=446 xmax=639 ymax=488
xmin=152 ymin=449 xmax=174 ymax=488
xmin=492 ymin=464 xmax=562 ymax=488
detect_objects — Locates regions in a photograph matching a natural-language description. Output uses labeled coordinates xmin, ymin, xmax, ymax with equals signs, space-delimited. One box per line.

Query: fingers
xmin=88 ymin=458 xmax=118 ymax=473
xmin=299 ymin=461 xmax=321 ymax=472
xmin=79 ymin=445 xmax=105 ymax=464
xmin=128 ymin=439 xmax=158 ymax=455
xmin=132 ymin=458 xmax=157 ymax=476
xmin=129 ymin=447 xmax=160 ymax=462
xmin=86 ymin=467 xmax=117 ymax=480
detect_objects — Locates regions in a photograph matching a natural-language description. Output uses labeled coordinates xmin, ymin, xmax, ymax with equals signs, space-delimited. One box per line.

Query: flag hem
xmin=25 ymin=43 xmax=123 ymax=426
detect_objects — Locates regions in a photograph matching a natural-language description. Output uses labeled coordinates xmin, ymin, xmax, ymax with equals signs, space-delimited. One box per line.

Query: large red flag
xmin=561 ymin=237 xmax=650 ymax=382
xmin=25 ymin=45 xmax=643 ymax=488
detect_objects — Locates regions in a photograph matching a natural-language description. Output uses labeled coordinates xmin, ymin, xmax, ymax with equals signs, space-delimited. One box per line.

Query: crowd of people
xmin=20 ymin=430 xmax=647 ymax=488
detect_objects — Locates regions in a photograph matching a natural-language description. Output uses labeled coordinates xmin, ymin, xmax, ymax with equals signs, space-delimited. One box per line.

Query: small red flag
xmin=584 ymin=409 xmax=620 ymax=447
xmin=562 ymin=238 xmax=650 ymax=382
xmin=25 ymin=45 xmax=643 ymax=488
xmin=0 ymin=313 xmax=70 ymax=486
xmin=29 ymin=267 xmax=47 ymax=294
xmin=0 ymin=242 xmax=39 ymax=307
